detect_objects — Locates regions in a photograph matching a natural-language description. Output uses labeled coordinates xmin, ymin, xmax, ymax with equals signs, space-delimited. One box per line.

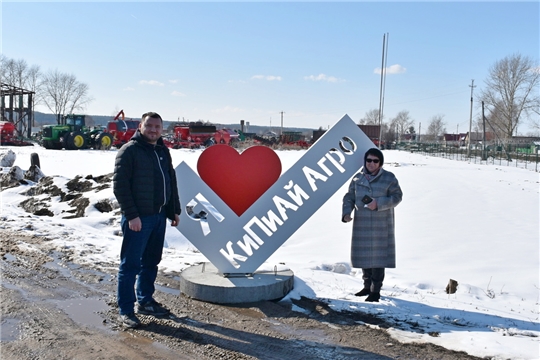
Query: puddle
xmin=270 ymin=321 xmax=329 ymax=342
xmin=3 ymin=253 xmax=16 ymax=262
xmin=81 ymin=267 xmax=114 ymax=282
xmin=43 ymin=251 xmax=112 ymax=282
xmin=156 ymin=284 xmax=180 ymax=296
xmin=43 ymin=251 xmax=76 ymax=278
xmin=119 ymin=331 xmax=181 ymax=357
xmin=54 ymin=297 xmax=109 ymax=328
xmin=227 ymin=306 xmax=266 ymax=319
xmin=43 ymin=260 xmax=73 ymax=278
xmin=2 ymin=282 xmax=19 ymax=291
xmin=0 ymin=318 xmax=20 ymax=342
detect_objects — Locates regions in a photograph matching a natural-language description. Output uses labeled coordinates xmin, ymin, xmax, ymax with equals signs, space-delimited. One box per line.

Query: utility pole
xmin=280 ymin=111 xmax=284 ymax=136
xmin=482 ymin=101 xmax=487 ymax=160
xmin=378 ymin=33 xmax=389 ymax=148
xmin=418 ymin=122 xmax=421 ymax=143
xmin=467 ymin=79 xmax=476 ymax=157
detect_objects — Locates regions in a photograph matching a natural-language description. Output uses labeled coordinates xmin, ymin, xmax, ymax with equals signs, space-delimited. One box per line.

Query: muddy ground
xmin=0 ymin=231 xmax=484 ymax=360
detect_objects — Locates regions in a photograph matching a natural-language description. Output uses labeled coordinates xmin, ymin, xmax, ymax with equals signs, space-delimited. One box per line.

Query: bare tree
xmin=26 ymin=65 xmax=42 ymax=105
xmin=406 ymin=125 xmax=416 ymax=141
xmin=381 ymin=122 xmax=395 ymax=145
xmin=481 ymin=100 xmax=514 ymax=142
xmin=41 ymin=69 xmax=93 ymax=123
xmin=1 ymin=56 xmax=14 ymax=84
xmin=11 ymin=59 xmax=28 ymax=89
xmin=526 ymin=97 xmax=540 ymax=135
xmin=0 ymin=55 xmax=6 ymax=81
xmin=425 ymin=114 xmax=447 ymax=142
xmin=0 ymin=56 xmax=42 ymax=103
xmin=359 ymin=109 xmax=381 ymax=125
xmin=479 ymin=53 xmax=540 ymax=138
xmin=390 ymin=110 xmax=414 ymax=142
xmin=0 ymin=56 xmax=23 ymax=86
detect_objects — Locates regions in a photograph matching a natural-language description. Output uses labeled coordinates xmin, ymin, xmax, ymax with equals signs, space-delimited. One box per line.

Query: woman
xmin=342 ymin=148 xmax=403 ymax=302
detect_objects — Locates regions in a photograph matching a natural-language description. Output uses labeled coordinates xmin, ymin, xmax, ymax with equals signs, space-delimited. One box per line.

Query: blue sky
xmin=2 ymin=1 xmax=538 ymax=134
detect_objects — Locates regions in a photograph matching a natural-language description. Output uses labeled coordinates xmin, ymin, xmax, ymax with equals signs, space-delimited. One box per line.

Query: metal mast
xmin=467 ymin=79 xmax=476 ymax=157
xmin=378 ymin=33 xmax=389 ymax=148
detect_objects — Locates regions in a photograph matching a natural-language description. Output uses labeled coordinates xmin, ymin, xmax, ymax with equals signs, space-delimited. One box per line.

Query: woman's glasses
xmin=366 ymin=158 xmax=380 ymax=163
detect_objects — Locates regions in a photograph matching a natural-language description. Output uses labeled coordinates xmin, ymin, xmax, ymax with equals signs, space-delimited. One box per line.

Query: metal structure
xmin=1 ymin=82 xmax=34 ymax=138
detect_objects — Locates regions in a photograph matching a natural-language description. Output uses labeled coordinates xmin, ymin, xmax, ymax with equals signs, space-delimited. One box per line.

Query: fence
xmin=402 ymin=143 xmax=540 ymax=172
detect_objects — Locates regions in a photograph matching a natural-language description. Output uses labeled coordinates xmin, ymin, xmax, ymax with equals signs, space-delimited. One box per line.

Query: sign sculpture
xmin=175 ymin=114 xmax=374 ymax=275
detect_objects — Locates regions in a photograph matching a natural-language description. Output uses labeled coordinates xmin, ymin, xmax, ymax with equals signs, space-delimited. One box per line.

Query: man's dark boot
xmin=365 ymin=292 xmax=380 ymax=302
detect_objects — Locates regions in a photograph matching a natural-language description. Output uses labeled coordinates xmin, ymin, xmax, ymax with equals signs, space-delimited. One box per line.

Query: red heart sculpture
xmin=197 ymin=145 xmax=282 ymax=216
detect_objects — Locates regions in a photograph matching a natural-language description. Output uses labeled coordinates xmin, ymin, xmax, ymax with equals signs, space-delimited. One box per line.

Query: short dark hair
xmin=141 ymin=112 xmax=163 ymax=122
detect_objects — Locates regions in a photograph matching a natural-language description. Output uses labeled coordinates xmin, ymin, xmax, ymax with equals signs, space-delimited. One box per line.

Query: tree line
xmin=0 ymin=55 xmax=92 ymax=124
xmin=1 ymin=53 xmax=538 ymax=138
xmin=359 ymin=53 xmax=539 ymax=143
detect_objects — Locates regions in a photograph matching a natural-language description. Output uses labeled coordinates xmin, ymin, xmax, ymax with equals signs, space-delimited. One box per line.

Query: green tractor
xmin=41 ymin=114 xmax=113 ymax=150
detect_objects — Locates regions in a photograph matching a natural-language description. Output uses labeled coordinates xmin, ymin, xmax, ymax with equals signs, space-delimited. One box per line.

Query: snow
xmin=1 ymin=144 xmax=539 ymax=360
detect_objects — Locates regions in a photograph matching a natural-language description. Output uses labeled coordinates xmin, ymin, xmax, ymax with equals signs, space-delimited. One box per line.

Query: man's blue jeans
xmin=117 ymin=211 xmax=166 ymax=315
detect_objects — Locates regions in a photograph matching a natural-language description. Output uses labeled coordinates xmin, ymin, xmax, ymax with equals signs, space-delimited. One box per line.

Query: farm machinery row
xmin=105 ymin=113 xmax=240 ymax=150
xmin=39 ymin=111 xmax=240 ymax=151
xmin=33 ymin=110 xmax=310 ymax=151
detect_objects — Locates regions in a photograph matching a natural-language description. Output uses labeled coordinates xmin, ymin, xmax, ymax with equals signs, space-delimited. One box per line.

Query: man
xmin=113 ymin=112 xmax=181 ymax=328
xmin=342 ymin=148 xmax=402 ymax=302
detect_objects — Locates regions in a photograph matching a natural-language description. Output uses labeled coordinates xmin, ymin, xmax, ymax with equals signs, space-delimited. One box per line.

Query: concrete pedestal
xmin=179 ymin=262 xmax=294 ymax=304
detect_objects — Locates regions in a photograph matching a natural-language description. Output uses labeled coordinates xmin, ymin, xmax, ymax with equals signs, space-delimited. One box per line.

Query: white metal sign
xmin=175 ymin=114 xmax=374 ymax=274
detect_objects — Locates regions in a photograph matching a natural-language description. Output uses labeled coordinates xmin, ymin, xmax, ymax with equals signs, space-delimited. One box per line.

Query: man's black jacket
xmin=113 ymin=130 xmax=181 ymax=221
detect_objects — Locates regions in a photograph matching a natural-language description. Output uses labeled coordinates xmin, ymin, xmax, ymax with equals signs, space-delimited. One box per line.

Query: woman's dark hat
xmin=364 ymin=148 xmax=384 ymax=166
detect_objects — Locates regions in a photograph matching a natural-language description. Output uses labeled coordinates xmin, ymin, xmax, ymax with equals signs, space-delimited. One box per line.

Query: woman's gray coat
xmin=342 ymin=167 xmax=403 ymax=268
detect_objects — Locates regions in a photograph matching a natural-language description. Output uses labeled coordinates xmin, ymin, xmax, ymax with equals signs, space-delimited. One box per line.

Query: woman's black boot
xmin=355 ymin=288 xmax=371 ymax=297
xmin=365 ymin=292 xmax=380 ymax=302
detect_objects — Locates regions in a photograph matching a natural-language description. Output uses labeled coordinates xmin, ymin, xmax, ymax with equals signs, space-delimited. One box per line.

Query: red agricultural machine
xmin=252 ymin=131 xmax=310 ymax=148
xmin=0 ymin=121 xmax=33 ymax=146
xmin=279 ymin=131 xmax=310 ymax=148
xmin=166 ymin=122 xmax=239 ymax=149
xmin=106 ymin=110 xmax=140 ymax=148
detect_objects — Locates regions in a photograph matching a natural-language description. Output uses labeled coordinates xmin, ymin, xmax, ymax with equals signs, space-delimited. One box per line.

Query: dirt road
xmin=1 ymin=231 xmax=481 ymax=360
